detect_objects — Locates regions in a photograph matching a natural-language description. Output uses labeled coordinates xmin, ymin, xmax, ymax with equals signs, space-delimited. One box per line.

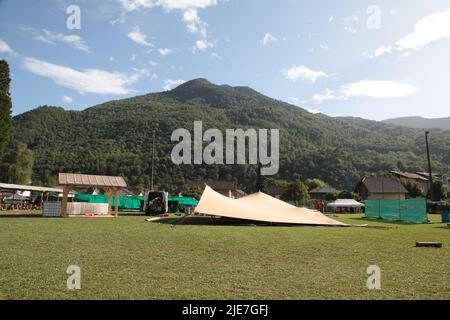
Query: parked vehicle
xmin=144 ymin=191 xmax=169 ymax=216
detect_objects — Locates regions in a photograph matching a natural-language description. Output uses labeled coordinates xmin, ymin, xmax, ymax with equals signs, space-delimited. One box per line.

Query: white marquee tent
xmin=327 ymin=199 xmax=365 ymax=208
xmin=195 ymin=186 xmax=347 ymax=226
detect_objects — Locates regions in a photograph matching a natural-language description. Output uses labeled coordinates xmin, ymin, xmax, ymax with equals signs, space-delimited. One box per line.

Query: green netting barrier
xmin=365 ymin=200 xmax=380 ymax=219
xmin=74 ymin=194 xmax=198 ymax=210
xmin=365 ymin=198 xmax=427 ymax=223
xmin=399 ymin=198 xmax=428 ymax=223
xmin=168 ymin=196 xmax=199 ymax=207
xmin=74 ymin=194 xmax=144 ymax=209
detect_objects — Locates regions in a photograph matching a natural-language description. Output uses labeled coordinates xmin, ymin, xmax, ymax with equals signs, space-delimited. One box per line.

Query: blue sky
xmin=1 ymin=0 xmax=450 ymax=120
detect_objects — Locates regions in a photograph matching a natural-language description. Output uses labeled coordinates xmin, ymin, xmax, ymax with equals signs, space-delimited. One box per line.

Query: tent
xmin=327 ymin=199 xmax=364 ymax=208
xmin=3 ymin=194 xmax=31 ymax=204
xmin=195 ymin=186 xmax=347 ymax=226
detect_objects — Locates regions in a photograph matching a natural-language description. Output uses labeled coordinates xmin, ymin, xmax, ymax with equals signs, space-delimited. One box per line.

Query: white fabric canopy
xmin=195 ymin=186 xmax=347 ymax=226
xmin=327 ymin=199 xmax=364 ymax=208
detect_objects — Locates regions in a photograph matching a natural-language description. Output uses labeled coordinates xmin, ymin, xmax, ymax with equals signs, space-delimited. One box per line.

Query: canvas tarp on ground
xmin=195 ymin=186 xmax=347 ymax=226
xmin=365 ymin=198 xmax=427 ymax=223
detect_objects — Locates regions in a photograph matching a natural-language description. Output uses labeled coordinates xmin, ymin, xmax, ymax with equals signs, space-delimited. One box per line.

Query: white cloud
xmin=183 ymin=8 xmax=208 ymax=36
xmin=313 ymin=81 xmax=417 ymax=103
xmin=22 ymin=57 xmax=141 ymax=95
xmin=368 ymin=45 xmax=392 ymax=58
xmin=261 ymin=33 xmax=277 ymax=45
xmin=62 ymin=95 xmax=73 ymax=103
xmin=0 ymin=39 xmax=16 ymax=56
xmin=163 ymin=79 xmax=185 ymax=90
xmin=128 ymin=26 xmax=152 ymax=47
xmin=343 ymin=15 xmax=359 ymax=34
xmin=313 ymin=89 xmax=342 ymax=103
xmin=119 ymin=0 xmax=217 ymax=11
xmin=286 ymin=97 xmax=322 ymax=114
xmin=284 ymin=65 xmax=328 ymax=83
xmin=319 ymin=43 xmax=329 ymax=51
xmin=193 ymin=39 xmax=213 ymax=52
xmin=342 ymin=81 xmax=417 ymax=98
xmin=33 ymin=29 xmax=91 ymax=53
xmin=158 ymin=48 xmax=172 ymax=56
xmin=373 ymin=9 xmax=450 ymax=57
xmin=119 ymin=1 xmax=216 ymax=36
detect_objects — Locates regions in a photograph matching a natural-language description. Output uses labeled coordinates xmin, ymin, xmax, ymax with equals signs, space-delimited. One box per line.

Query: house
xmin=416 ymin=172 xmax=450 ymax=192
xmin=186 ymin=180 xmax=239 ymax=198
xmin=355 ymin=176 xmax=408 ymax=200
xmin=390 ymin=171 xmax=429 ymax=195
xmin=309 ymin=186 xmax=338 ymax=200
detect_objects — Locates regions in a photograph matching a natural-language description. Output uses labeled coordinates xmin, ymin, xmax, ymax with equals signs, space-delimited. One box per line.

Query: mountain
xmin=10 ymin=79 xmax=450 ymax=191
xmin=383 ymin=116 xmax=450 ymax=131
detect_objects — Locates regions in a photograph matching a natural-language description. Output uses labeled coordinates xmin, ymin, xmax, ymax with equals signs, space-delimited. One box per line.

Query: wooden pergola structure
xmin=58 ymin=173 xmax=127 ymax=218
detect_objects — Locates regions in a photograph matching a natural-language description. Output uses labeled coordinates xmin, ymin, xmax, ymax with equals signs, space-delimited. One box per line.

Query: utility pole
xmin=151 ymin=131 xmax=155 ymax=191
xmin=425 ymin=131 xmax=434 ymax=200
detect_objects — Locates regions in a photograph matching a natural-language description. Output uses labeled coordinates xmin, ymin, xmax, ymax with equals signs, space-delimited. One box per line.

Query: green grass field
xmin=0 ymin=213 xmax=448 ymax=300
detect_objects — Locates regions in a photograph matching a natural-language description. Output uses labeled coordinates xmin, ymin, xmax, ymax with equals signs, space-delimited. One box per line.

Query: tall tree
xmin=304 ymin=178 xmax=326 ymax=191
xmin=430 ymin=180 xmax=447 ymax=201
xmin=0 ymin=60 xmax=12 ymax=154
xmin=0 ymin=142 xmax=34 ymax=184
xmin=282 ymin=181 xmax=310 ymax=206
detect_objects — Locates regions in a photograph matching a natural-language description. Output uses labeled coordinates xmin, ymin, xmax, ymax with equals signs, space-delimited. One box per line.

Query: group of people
xmin=0 ymin=197 xmax=41 ymax=211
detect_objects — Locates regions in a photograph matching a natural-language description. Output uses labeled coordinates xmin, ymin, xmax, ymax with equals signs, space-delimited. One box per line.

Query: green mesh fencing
xmin=365 ymin=198 xmax=427 ymax=223
xmin=168 ymin=196 xmax=199 ymax=207
xmin=382 ymin=200 xmax=400 ymax=221
xmin=399 ymin=198 xmax=428 ymax=223
xmin=365 ymin=200 xmax=380 ymax=219
xmin=74 ymin=194 xmax=198 ymax=210
xmin=74 ymin=194 xmax=144 ymax=210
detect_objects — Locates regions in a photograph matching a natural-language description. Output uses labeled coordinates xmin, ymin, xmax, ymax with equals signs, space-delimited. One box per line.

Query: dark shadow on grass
xmin=435 ymin=225 xmax=450 ymax=230
xmin=153 ymin=216 xmax=345 ymax=227
xmin=156 ymin=216 xmax=271 ymax=226
xmin=346 ymin=216 xmax=426 ymax=226
xmin=358 ymin=225 xmax=394 ymax=230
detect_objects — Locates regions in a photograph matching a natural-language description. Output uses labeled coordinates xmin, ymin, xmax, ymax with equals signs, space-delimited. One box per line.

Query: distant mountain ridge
xmin=383 ymin=116 xmax=450 ymax=131
xmin=11 ymin=79 xmax=450 ymax=191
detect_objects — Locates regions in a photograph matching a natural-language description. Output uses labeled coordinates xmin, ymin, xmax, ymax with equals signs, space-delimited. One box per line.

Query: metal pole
xmin=425 ymin=131 xmax=434 ymax=200
xmin=398 ymin=184 xmax=401 ymax=221
xmin=151 ymin=131 xmax=155 ymax=191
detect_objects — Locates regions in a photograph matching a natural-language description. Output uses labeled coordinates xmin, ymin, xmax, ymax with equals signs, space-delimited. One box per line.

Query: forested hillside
xmin=383 ymin=116 xmax=450 ymax=130
xmin=10 ymin=79 xmax=450 ymax=191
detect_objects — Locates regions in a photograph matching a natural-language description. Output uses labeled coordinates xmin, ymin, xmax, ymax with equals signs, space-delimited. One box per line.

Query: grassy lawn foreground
xmin=0 ymin=214 xmax=448 ymax=300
